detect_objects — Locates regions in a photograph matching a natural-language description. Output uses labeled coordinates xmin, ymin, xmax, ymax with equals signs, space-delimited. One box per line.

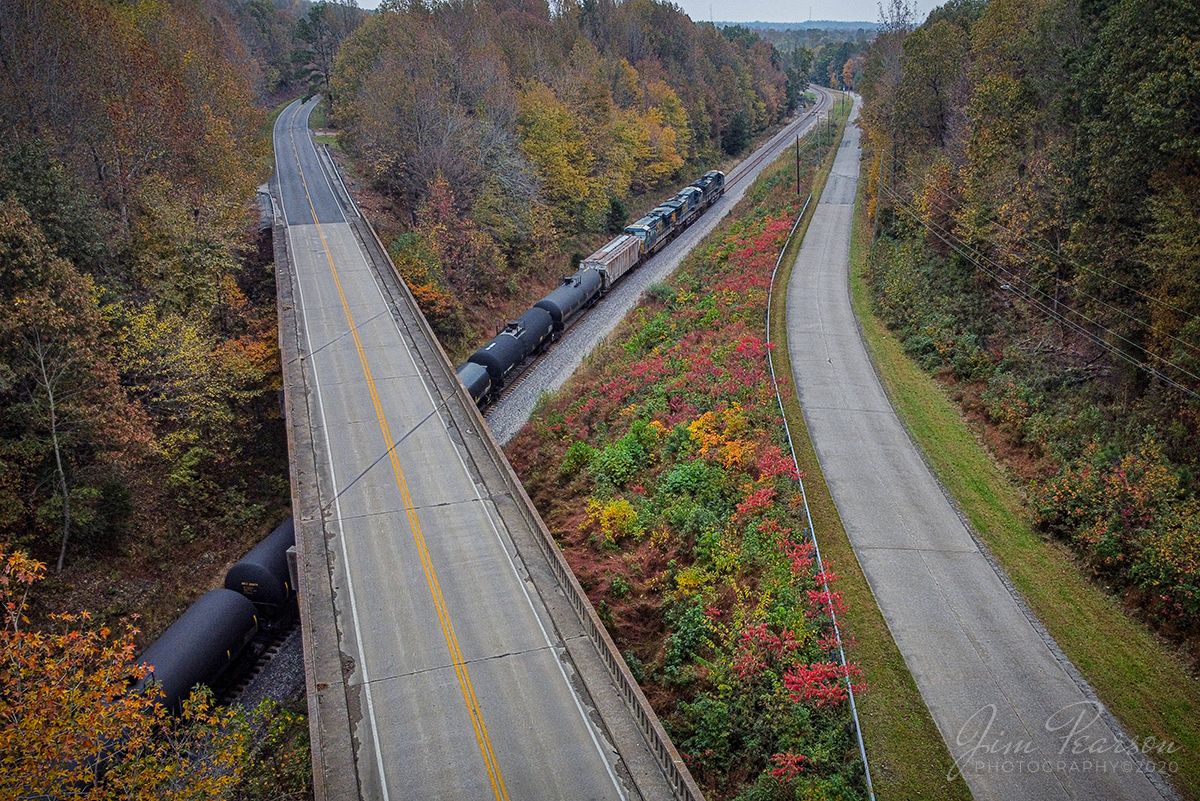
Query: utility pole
xmin=872 ymin=150 xmax=885 ymax=241
xmin=795 ymin=134 xmax=800 ymax=195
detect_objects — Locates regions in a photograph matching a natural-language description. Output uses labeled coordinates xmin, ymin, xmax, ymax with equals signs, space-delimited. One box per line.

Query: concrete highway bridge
xmin=271 ymin=96 xmax=701 ymax=801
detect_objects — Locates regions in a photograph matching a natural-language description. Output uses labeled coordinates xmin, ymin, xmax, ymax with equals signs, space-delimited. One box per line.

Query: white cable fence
xmin=765 ymin=192 xmax=877 ymax=801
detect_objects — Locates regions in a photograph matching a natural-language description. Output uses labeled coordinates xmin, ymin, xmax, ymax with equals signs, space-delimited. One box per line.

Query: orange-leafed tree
xmin=0 ymin=549 xmax=250 ymax=799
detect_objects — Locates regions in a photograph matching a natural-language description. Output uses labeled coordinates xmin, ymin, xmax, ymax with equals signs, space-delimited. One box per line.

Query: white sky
xmin=354 ymin=0 xmax=945 ymax=26
xmin=674 ymin=0 xmax=939 ymax=25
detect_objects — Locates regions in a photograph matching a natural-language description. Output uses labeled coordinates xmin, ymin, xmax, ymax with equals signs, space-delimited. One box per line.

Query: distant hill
xmin=715 ymin=20 xmax=880 ymax=31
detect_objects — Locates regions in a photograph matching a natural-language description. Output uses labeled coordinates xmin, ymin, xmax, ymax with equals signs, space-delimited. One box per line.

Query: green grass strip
xmin=847 ymin=161 xmax=1200 ymax=799
xmin=770 ymin=101 xmax=972 ymax=801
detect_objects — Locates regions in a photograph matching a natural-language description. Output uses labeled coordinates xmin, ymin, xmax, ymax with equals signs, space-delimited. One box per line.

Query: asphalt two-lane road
xmin=785 ymin=97 xmax=1174 ymax=801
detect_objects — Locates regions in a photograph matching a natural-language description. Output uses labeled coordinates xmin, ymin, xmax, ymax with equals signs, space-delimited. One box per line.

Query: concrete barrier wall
xmin=344 ymin=193 xmax=706 ymax=801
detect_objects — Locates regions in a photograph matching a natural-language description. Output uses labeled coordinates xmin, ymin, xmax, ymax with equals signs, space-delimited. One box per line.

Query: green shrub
xmin=623 ymin=308 xmax=676 ymax=355
xmin=663 ymin=599 xmax=713 ymax=681
xmin=588 ymin=432 xmax=647 ymax=487
xmin=560 ymin=440 xmax=595 ymax=478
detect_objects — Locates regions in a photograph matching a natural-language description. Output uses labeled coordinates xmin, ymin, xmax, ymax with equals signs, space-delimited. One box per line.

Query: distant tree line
xmin=327 ymin=0 xmax=805 ymax=350
xmin=753 ymin=24 xmax=875 ymax=89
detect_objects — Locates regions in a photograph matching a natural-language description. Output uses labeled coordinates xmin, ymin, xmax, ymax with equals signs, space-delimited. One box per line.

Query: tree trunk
xmin=31 ymin=332 xmax=72 ymax=574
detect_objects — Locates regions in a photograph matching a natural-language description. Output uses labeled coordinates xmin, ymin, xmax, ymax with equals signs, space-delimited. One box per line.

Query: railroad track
xmin=219 ymin=604 xmax=300 ymax=706
xmin=483 ymin=287 xmax=607 ymax=410
xmin=727 ymin=86 xmax=834 ymax=186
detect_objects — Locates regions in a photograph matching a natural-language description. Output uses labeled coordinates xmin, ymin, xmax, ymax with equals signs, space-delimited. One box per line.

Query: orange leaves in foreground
xmin=0 ymin=549 xmax=249 ymax=799
xmin=687 ymin=404 xmax=757 ymax=469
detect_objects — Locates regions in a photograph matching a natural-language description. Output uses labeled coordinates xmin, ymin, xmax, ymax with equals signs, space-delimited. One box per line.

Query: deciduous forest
xmin=0 ymin=0 xmax=323 ymax=796
xmin=326 ymin=0 xmax=809 ymax=355
xmin=858 ymin=0 xmax=1200 ymax=648
xmin=0 ymin=0 xmax=865 ymax=796
xmin=0 ymin=0 xmax=289 ymax=615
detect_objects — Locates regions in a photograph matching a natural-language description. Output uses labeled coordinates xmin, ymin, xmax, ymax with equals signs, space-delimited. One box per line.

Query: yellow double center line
xmin=286 ymin=101 xmax=509 ymax=801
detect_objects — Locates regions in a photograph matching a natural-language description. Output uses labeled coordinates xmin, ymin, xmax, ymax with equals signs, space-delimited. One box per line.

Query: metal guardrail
xmin=764 ymin=146 xmax=877 ymax=799
xmin=335 ymin=158 xmax=708 ymax=801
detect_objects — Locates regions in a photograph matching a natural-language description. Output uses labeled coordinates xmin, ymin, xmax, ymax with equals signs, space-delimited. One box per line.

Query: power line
xmin=894 ymin=195 xmax=1177 ymax=368
xmin=892 ymin=190 xmax=1200 ymax=392
xmin=879 ymin=184 xmax=1200 ymax=401
xmin=910 ymin=175 xmax=1200 ymax=330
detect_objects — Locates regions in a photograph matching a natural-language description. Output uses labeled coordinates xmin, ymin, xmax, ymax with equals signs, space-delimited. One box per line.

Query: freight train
xmin=457 ymin=170 xmax=725 ymax=407
xmin=135 ymin=517 xmax=297 ymax=712
xmin=132 ymin=173 xmax=727 ymax=710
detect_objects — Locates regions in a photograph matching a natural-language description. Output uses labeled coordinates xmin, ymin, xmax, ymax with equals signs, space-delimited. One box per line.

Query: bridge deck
xmin=273 ymin=97 xmax=694 ymax=801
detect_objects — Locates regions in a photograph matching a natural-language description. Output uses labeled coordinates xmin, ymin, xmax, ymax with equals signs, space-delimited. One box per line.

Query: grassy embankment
xmin=509 ymin=96 xmax=934 ymax=798
xmin=768 ymin=98 xmax=971 ymax=801
xmin=819 ymin=115 xmax=1200 ymax=800
xmin=308 ymin=99 xmax=341 ymax=150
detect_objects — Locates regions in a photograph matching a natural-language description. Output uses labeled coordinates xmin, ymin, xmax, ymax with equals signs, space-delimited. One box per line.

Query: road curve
xmin=274 ymin=97 xmax=672 ymax=801
xmin=487 ymin=87 xmax=840 ymax=445
xmin=784 ymin=98 xmax=1174 ymax=800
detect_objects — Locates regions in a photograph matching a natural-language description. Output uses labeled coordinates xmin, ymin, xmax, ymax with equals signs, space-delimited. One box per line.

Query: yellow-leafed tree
xmin=0 ymin=549 xmax=251 ymax=799
xmin=517 ymin=80 xmax=606 ymax=234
